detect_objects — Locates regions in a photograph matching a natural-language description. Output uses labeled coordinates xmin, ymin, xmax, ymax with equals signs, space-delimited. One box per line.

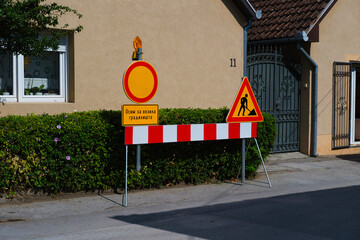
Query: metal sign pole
xmin=242 ymin=139 xmax=246 ymax=183
xmin=125 ymin=145 xmax=128 ymax=207
xmin=254 ymin=138 xmax=272 ymax=188
xmin=136 ymin=145 xmax=141 ymax=171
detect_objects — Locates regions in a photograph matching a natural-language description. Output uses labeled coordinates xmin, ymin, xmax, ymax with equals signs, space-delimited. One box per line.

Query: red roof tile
xmin=248 ymin=0 xmax=333 ymax=41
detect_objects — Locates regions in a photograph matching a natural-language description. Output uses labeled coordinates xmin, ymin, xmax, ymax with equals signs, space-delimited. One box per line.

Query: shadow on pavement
xmin=224 ymin=179 xmax=271 ymax=188
xmin=111 ymin=186 xmax=360 ymax=240
xmin=98 ymin=192 xmax=124 ymax=207
xmin=336 ymin=154 xmax=360 ymax=163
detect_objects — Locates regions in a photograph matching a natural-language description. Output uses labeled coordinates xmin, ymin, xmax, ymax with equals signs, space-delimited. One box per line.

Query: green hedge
xmin=0 ymin=109 xmax=276 ymax=197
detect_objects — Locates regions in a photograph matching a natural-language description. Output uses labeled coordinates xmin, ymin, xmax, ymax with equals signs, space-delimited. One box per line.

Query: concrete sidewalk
xmin=1 ymin=152 xmax=360 ymax=223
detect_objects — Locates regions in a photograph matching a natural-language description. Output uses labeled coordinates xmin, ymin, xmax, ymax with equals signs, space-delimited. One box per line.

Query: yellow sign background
xmin=127 ymin=66 xmax=155 ymax=99
xmin=231 ymin=86 xmax=259 ymax=118
xmin=122 ymin=104 xmax=159 ymax=126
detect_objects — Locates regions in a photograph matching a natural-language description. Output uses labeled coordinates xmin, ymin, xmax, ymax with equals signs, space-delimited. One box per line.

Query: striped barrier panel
xmin=125 ymin=122 xmax=257 ymax=145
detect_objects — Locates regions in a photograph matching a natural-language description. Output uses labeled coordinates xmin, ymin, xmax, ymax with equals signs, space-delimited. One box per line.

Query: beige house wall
xmin=1 ymin=0 xmax=247 ymax=116
xmin=308 ymin=0 xmax=360 ymax=155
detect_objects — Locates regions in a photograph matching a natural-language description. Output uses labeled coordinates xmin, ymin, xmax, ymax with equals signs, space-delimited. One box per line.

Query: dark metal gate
xmin=332 ymin=62 xmax=351 ymax=149
xmin=247 ymin=44 xmax=301 ymax=152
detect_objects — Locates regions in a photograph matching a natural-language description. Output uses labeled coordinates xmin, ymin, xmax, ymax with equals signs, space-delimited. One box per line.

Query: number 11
xmin=230 ymin=58 xmax=236 ymax=67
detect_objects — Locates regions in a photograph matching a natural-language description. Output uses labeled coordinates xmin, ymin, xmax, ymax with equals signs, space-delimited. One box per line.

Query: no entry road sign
xmin=123 ymin=61 xmax=158 ymax=104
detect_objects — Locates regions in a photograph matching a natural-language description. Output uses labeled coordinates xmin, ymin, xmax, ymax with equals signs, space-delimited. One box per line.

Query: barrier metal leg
xmin=254 ymin=138 xmax=272 ymax=188
xmin=125 ymin=145 xmax=128 ymax=207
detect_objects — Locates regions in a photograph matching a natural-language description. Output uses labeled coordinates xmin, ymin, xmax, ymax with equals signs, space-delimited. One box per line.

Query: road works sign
xmin=123 ymin=61 xmax=158 ymax=103
xmin=122 ymin=104 xmax=159 ymax=126
xmin=226 ymin=77 xmax=263 ymax=123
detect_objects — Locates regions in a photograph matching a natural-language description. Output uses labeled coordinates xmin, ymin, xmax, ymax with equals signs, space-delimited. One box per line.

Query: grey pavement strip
xmin=0 ymin=153 xmax=359 ymax=223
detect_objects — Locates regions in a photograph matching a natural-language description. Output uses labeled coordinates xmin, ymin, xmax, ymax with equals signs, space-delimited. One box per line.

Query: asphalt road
xmin=112 ymin=186 xmax=360 ymax=240
xmin=1 ymin=153 xmax=360 ymax=240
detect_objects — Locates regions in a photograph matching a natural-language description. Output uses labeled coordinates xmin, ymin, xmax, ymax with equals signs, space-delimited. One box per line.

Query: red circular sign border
xmin=123 ymin=61 xmax=158 ymax=103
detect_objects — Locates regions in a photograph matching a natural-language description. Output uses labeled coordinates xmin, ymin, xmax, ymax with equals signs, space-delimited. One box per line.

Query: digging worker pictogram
xmin=238 ymin=94 xmax=248 ymax=116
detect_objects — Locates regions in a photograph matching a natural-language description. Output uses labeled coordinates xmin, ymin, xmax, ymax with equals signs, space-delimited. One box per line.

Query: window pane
xmin=24 ymin=52 xmax=60 ymax=96
xmin=0 ymin=52 xmax=13 ymax=95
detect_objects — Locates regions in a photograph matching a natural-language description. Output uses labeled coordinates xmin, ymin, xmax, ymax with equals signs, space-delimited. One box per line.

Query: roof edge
xmin=232 ymin=0 xmax=262 ymax=20
xmin=248 ymin=31 xmax=308 ymax=45
xmin=244 ymin=0 xmax=262 ymax=19
xmin=306 ymin=0 xmax=337 ymax=35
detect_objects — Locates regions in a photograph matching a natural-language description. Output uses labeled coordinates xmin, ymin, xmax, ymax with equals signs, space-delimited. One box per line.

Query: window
xmin=0 ymin=37 xmax=68 ymax=102
xmin=0 ymin=52 xmax=15 ymax=97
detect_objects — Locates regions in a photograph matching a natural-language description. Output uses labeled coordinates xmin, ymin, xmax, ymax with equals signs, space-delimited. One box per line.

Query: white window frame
xmin=0 ymin=54 xmax=18 ymax=103
xmin=350 ymin=67 xmax=360 ymax=145
xmin=1 ymin=37 xmax=68 ymax=103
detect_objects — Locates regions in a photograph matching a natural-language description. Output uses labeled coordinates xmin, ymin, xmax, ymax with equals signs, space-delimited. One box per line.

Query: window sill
xmin=0 ymin=96 xmax=66 ymax=103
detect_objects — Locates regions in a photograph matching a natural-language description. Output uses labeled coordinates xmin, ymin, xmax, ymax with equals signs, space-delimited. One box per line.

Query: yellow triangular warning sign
xmin=226 ymin=77 xmax=263 ymax=123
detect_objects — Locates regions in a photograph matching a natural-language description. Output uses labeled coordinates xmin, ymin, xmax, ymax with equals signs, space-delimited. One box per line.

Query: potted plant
xmin=30 ymin=84 xmax=45 ymax=95
xmin=30 ymin=87 xmax=39 ymax=95
xmin=24 ymin=89 xmax=32 ymax=95
xmin=47 ymin=88 xmax=57 ymax=95
xmin=0 ymin=71 xmax=10 ymax=95
xmin=2 ymin=85 xmax=10 ymax=95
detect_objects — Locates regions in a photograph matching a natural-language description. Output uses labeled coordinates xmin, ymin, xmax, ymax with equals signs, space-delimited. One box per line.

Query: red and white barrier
xmin=125 ymin=122 xmax=257 ymax=145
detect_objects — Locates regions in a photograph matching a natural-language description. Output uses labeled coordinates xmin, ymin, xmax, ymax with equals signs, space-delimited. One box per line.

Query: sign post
xmin=122 ymin=37 xmax=161 ymax=205
xmin=226 ymin=77 xmax=270 ymax=186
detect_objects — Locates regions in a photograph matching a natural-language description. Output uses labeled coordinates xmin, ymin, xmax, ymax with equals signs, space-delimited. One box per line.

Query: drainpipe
xmin=297 ymin=42 xmax=318 ymax=157
xmin=243 ymin=20 xmax=252 ymax=76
